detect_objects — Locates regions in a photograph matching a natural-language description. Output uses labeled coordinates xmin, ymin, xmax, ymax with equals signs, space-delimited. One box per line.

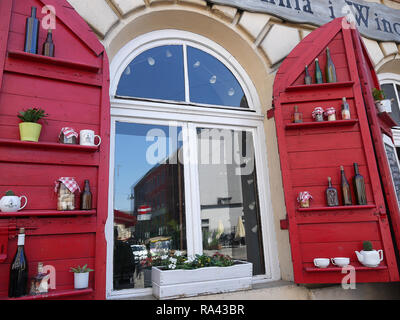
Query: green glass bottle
xmin=325 ymin=47 xmax=337 ymax=83
xmin=315 ymin=58 xmax=323 ymax=84
xmin=304 ymin=65 xmax=312 ymax=85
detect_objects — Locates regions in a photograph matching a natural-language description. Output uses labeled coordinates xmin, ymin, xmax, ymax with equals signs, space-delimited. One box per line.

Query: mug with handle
xmin=79 ymin=130 xmax=101 ymax=147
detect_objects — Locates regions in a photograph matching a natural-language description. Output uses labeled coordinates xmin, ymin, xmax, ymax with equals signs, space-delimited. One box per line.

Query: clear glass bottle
xmin=292 ymin=105 xmax=303 ymax=123
xmin=341 ymin=97 xmax=351 ymax=120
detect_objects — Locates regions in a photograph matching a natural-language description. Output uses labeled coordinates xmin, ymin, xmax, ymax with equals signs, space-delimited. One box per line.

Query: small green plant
xmin=372 ymin=88 xmax=386 ymax=101
xmin=69 ymin=264 xmax=94 ymax=273
xmin=17 ymin=108 xmax=48 ymax=123
xmin=363 ymin=240 xmax=374 ymax=251
xmin=5 ymin=190 xmax=15 ymax=196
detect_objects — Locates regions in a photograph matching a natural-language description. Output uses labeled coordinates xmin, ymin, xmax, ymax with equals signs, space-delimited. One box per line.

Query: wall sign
xmin=207 ymin=0 xmax=400 ymax=43
xmin=383 ymin=134 xmax=400 ymax=210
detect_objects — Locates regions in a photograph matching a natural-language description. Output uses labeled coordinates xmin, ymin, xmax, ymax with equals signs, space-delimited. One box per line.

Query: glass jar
xmin=57 ymin=183 xmax=75 ymax=211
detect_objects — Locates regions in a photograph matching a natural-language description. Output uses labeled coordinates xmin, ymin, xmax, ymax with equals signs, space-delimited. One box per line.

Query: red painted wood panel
xmin=273 ymin=18 xmax=399 ymax=284
xmin=0 ymin=0 xmax=110 ymax=300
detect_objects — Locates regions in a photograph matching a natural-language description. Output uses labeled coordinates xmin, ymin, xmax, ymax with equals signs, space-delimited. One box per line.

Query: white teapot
xmin=0 ymin=191 xmax=28 ymax=212
xmin=355 ymin=249 xmax=383 ymax=268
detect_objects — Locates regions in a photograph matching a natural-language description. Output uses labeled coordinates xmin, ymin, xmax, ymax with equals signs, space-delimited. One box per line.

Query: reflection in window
xmin=382 ymin=83 xmax=400 ymax=126
xmin=116 ymin=44 xmax=249 ymax=108
xmin=117 ymin=45 xmax=185 ymax=102
xmin=196 ymin=128 xmax=264 ymax=275
xmin=188 ymin=46 xmax=248 ymax=108
xmin=113 ymin=122 xmax=186 ymax=290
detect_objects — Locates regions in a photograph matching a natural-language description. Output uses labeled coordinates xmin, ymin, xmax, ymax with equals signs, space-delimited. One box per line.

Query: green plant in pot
xmin=372 ymin=88 xmax=392 ymax=113
xmin=70 ymin=264 xmax=94 ymax=290
xmin=18 ymin=108 xmax=48 ymax=142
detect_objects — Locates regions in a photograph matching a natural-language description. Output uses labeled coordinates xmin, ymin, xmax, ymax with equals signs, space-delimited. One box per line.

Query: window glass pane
xmin=382 ymin=83 xmax=400 ymax=126
xmin=196 ymin=128 xmax=264 ymax=275
xmin=188 ymin=46 xmax=249 ymax=108
xmin=113 ymin=122 xmax=186 ymax=290
xmin=116 ymin=45 xmax=185 ymax=102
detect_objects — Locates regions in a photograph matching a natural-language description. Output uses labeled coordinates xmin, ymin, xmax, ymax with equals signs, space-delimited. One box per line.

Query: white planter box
xmin=152 ymin=261 xmax=253 ymax=300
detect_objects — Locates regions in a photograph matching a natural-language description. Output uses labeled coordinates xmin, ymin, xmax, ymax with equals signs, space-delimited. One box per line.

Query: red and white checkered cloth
xmin=59 ymin=127 xmax=78 ymax=139
xmin=54 ymin=177 xmax=81 ymax=193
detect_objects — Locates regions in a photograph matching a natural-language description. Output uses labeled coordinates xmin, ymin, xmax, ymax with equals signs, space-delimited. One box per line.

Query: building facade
xmin=1 ymin=0 xmax=400 ymax=300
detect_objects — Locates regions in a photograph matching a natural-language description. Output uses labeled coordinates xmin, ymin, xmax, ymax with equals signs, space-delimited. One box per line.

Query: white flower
xmin=161 ymin=255 xmax=168 ymax=260
xmin=169 ymin=257 xmax=177 ymax=264
xmin=168 ymin=264 xmax=176 ymax=270
xmin=175 ymin=250 xmax=182 ymax=257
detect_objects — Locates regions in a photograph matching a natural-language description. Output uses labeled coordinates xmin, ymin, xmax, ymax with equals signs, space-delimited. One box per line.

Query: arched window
xmin=113 ymin=36 xmax=254 ymax=110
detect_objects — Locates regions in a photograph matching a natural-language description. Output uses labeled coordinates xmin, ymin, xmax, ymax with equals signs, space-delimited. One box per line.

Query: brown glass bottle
xmin=326 ymin=177 xmax=339 ymax=207
xmin=325 ymin=47 xmax=337 ymax=83
xmin=42 ymin=29 xmax=55 ymax=57
xmin=340 ymin=166 xmax=352 ymax=205
xmin=353 ymin=163 xmax=367 ymax=205
xmin=81 ymin=180 xmax=92 ymax=210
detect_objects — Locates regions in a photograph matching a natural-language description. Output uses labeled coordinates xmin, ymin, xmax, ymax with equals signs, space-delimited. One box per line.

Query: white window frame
xmin=378 ymin=73 xmax=400 ymax=146
xmin=106 ymin=30 xmax=280 ymax=300
xmin=110 ymin=30 xmax=261 ymax=113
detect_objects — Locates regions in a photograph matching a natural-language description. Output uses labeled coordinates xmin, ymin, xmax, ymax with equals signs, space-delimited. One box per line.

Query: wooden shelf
xmin=297 ymin=205 xmax=375 ymax=212
xmin=5 ymin=288 xmax=93 ymax=300
xmin=286 ymin=81 xmax=355 ymax=92
xmin=0 ymin=210 xmax=96 ymax=218
xmin=8 ymin=50 xmax=100 ymax=73
xmin=305 ymin=265 xmax=387 ymax=272
xmin=0 ymin=138 xmax=99 ymax=152
xmin=285 ymin=119 xmax=358 ymax=130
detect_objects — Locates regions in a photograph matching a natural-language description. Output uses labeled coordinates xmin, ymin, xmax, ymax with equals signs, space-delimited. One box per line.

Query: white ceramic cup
xmin=80 ymin=130 xmax=101 ymax=147
xmin=313 ymin=258 xmax=330 ymax=268
xmin=331 ymin=257 xmax=350 ymax=267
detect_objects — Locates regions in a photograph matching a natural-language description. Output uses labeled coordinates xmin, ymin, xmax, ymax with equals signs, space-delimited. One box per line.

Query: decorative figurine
xmin=29 ymin=263 xmax=50 ymax=295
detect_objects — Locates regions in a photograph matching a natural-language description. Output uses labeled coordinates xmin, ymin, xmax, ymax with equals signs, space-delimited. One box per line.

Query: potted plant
xmin=355 ymin=241 xmax=384 ymax=268
xmin=151 ymin=251 xmax=252 ymax=299
xmin=18 ymin=107 xmax=48 ymax=142
xmin=372 ymin=88 xmax=392 ymax=113
xmin=70 ymin=264 xmax=94 ymax=289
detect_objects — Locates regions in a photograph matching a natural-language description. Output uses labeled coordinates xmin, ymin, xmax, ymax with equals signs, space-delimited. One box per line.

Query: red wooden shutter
xmin=273 ymin=18 xmax=399 ymax=284
xmin=0 ymin=0 xmax=110 ymax=299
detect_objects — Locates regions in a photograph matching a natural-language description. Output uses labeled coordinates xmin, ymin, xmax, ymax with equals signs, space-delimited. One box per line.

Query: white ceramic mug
xmin=80 ymin=130 xmax=101 ymax=147
xmin=331 ymin=257 xmax=350 ymax=267
xmin=313 ymin=258 xmax=330 ymax=268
